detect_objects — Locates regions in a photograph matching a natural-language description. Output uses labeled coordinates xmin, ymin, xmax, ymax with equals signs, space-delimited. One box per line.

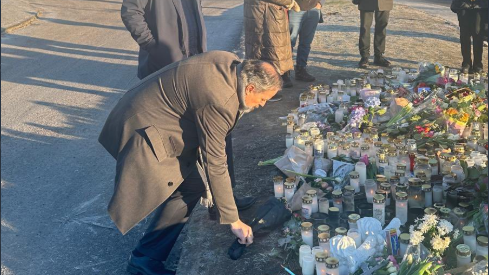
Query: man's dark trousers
xmin=457 ymin=9 xmax=488 ymax=68
xmin=359 ymin=10 xmax=390 ymax=58
xmin=134 ymin=135 xmax=236 ymax=262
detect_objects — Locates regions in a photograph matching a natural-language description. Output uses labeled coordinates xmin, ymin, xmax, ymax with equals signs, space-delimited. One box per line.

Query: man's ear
xmin=245 ymin=84 xmax=255 ymax=95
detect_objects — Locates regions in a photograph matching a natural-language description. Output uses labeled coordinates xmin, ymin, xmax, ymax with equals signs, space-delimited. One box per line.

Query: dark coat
xmin=451 ymin=0 xmax=488 ymax=11
xmin=99 ymin=51 xmax=242 ymax=234
xmin=357 ymin=0 xmax=393 ymax=11
xmin=244 ymin=0 xmax=294 ymax=74
xmin=121 ymin=0 xmax=207 ymax=79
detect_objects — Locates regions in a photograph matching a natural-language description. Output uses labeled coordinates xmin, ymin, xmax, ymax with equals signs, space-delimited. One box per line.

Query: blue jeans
xmin=289 ymin=8 xmax=321 ymax=67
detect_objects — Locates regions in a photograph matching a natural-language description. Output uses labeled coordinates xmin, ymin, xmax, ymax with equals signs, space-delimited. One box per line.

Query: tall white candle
xmin=348 ymin=229 xmax=362 ymax=248
xmin=463 ymin=226 xmax=477 ymax=253
xmin=301 ymin=222 xmax=314 ymax=247
xmin=399 ymin=233 xmax=410 ymax=258
xmin=364 ymin=179 xmax=377 ymax=203
xmin=335 ymin=109 xmax=344 ymax=124
xmin=302 ymin=196 xmax=313 ymax=219
xmin=433 ymin=185 xmax=443 ymax=203
xmin=395 ymin=192 xmax=408 ymax=225
xmin=349 ymin=171 xmax=360 ymax=193
xmin=273 ymin=176 xmax=284 ymax=198
xmin=285 ymin=133 xmax=293 ymax=148
xmin=284 ymin=182 xmax=295 ymax=202
xmin=318 ymin=233 xmax=330 ymax=256
xmin=422 ymin=184 xmax=433 ymax=208
xmin=373 ymin=194 xmax=386 ymax=226
xmin=355 ymin=162 xmax=367 ymax=186
xmin=327 ymin=144 xmax=338 ymax=159
xmin=319 ymin=198 xmax=329 ymax=214
xmin=302 ymin=254 xmax=315 ymax=275
xmin=325 ymin=257 xmax=340 ymax=275
xmin=299 ymin=245 xmax=311 ymax=267
xmin=306 ymin=190 xmax=319 ymax=214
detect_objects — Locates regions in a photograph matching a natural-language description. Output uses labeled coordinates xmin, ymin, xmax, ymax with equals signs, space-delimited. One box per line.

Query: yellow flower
xmin=410 ymin=115 xmax=421 ymax=121
xmin=459 ymin=113 xmax=470 ymax=123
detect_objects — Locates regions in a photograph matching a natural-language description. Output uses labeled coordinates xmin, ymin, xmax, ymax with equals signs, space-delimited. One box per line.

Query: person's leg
xmin=134 ymin=168 xmax=205 ymax=262
xmin=458 ymin=10 xmax=473 ymax=72
xmin=289 ymin=10 xmax=306 ymax=51
xmin=373 ymin=10 xmax=391 ymax=67
xmin=295 ymin=8 xmax=320 ymax=81
xmin=359 ymin=10 xmax=374 ymax=67
xmin=473 ymin=9 xmax=487 ymax=72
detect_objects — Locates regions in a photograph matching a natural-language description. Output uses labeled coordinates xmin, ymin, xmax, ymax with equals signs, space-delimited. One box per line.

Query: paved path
xmin=1 ymin=1 xmax=243 ymax=274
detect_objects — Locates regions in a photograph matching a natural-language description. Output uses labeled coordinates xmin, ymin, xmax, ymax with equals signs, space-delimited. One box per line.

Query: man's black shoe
xmin=295 ymin=65 xmax=316 ymax=82
xmin=281 ymin=71 xmax=293 ymax=88
xmin=373 ymin=55 xmax=391 ymax=67
xmin=461 ymin=63 xmax=471 ymax=74
xmin=473 ymin=63 xmax=483 ymax=74
xmin=358 ymin=57 xmax=369 ymax=68
xmin=208 ymin=195 xmax=256 ymax=220
xmin=127 ymin=251 xmax=176 ymax=275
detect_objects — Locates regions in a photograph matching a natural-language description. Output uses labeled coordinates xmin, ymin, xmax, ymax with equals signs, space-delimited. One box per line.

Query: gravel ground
xmin=175 ymin=1 xmax=488 ymax=275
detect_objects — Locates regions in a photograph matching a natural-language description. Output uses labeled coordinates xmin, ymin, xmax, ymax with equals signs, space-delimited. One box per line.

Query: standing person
xmin=289 ymin=0 xmax=325 ymax=82
xmin=451 ymin=0 xmax=488 ymax=73
xmin=244 ymin=0 xmax=298 ymax=100
xmin=354 ymin=0 xmax=393 ymax=68
xmin=121 ymin=0 xmax=206 ymax=80
xmin=99 ymin=51 xmax=283 ymax=275
xmin=122 ymin=0 xmax=257 ymax=214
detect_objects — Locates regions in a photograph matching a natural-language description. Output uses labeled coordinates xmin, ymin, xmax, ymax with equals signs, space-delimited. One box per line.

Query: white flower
xmin=453 ymin=229 xmax=460 ymax=239
xmin=430 ymin=235 xmax=450 ymax=253
xmin=418 ymin=221 xmax=431 ymax=234
xmin=423 ymin=214 xmax=438 ymax=228
xmin=409 ymin=225 xmax=415 ymax=233
xmin=437 ymin=219 xmax=454 ymax=236
xmin=410 ymin=230 xmax=424 ymax=245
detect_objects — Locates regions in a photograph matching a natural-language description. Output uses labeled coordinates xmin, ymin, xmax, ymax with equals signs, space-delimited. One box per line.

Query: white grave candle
xmin=273 ymin=176 xmax=284 ymax=198
xmin=349 ymin=171 xmax=360 ymax=193
xmin=327 ymin=144 xmax=338 ymax=159
xmin=299 ymin=245 xmax=312 ymax=267
xmin=318 ymin=233 xmax=330 ymax=256
xmin=301 ymin=222 xmax=314 ymax=247
xmin=315 ymin=252 xmax=328 ymax=275
xmin=355 ymin=162 xmax=367 ymax=186
xmin=284 ymin=181 xmax=295 ymax=202
xmin=312 ymin=246 xmax=324 ymax=263
xmin=335 ymin=109 xmax=344 ymax=124
xmin=395 ymin=192 xmax=408 ymax=225
xmin=319 ymin=198 xmax=329 ymax=214
xmin=373 ymin=194 xmax=386 ymax=226
xmin=302 ymin=196 xmax=313 ymax=219
xmin=302 ymin=254 xmax=315 ymax=275
xmin=422 ymin=184 xmax=433 ymax=208
xmin=433 ymin=185 xmax=443 ymax=203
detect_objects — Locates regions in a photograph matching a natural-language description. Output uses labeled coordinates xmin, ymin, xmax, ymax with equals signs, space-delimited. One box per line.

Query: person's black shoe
xmin=358 ymin=57 xmax=369 ymax=68
xmin=294 ymin=65 xmax=316 ymax=82
xmin=373 ymin=55 xmax=391 ymax=67
xmin=127 ymin=251 xmax=176 ymax=275
xmin=473 ymin=63 xmax=484 ymax=73
xmin=461 ymin=62 xmax=471 ymax=74
xmin=281 ymin=71 xmax=293 ymax=88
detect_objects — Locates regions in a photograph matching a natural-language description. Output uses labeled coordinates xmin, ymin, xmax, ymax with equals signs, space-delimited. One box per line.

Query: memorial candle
xmin=327 ymin=144 xmax=338 ymax=159
xmin=302 ymin=196 xmax=313 ymax=219
xmin=273 ymin=176 xmax=284 ymax=198
xmin=318 ymin=198 xmax=329 ymax=214
xmin=301 ymin=222 xmax=314 ymax=247
xmin=476 ymin=236 xmax=488 ymax=258
xmin=302 ymin=254 xmax=315 ymax=275
xmin=364 ymin=179 xmax=377 ymax=203
xmin=299 ymin=244 xmax=311 ymax=267
xmin=355 ymin=162 xmax=367 ymax=186
xmin=462 ymin=226 xmax=477 ymax=253
xmin=315 ymin=252 xmax=328 ymax=275
xmin=379 ymin=182 xmax=391 ymax=206
xmin=284 ymin=181 xmax=295 ymax=202
xmin=422 ymin=184 xmax=432 ymax=208
xmin=373 ymin=194 xmax=386 ymax=226
xmin=318 ymin=233 xmax=331 ymax=256
xmin=348 ymin=213 xmax=360 ymax=230
xmin=456 ymin=244 xmax=472 ymax=268
xmin=332 ymin=190 xmax=343 ymax=213
xmin=325 ymin=257 xmax=340 ymax=275
xmin=399 ymin=233 xmax=410 ymax=258
xmin=433 ymin=184 xmax=443 ymax=203
xmin=285 ymin=133 xmax=293 ymax=148
xmin=306 ymin=190 xmax=319 ymax=214
xmin=286 ymin=120 xmax=294 ymax=134
xmin=349 ymin=171 xmax=360 ymax=193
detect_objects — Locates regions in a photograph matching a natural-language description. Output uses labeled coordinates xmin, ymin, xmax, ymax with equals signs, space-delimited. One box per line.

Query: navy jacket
xmin=122 ymin=0 xmax=207 ymax=79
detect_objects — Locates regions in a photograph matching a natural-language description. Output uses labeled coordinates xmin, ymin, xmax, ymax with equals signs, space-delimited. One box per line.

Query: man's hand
xmin=315 ymin=3 xmax=322 ymax=9
xmin=230 ymin=219 xmax=253 ymax=245
xmin=285 ymin=0 xmax=300 ymax=12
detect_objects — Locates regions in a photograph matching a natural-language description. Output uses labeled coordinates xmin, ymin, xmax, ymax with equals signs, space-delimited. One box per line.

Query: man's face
xmin=243 ymin=84 xmax=279 ymax=111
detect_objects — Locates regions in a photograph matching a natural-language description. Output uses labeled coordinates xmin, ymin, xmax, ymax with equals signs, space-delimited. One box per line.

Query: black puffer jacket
xmin=451 ymin=0 xmax=488 ymax=12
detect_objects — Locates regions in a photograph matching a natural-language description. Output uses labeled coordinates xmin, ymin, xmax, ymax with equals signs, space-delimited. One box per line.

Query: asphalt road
xmin=1 ymin=0 xmax=243 ymax=274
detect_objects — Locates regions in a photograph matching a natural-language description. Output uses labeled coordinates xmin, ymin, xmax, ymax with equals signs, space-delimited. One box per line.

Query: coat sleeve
xmin=195 ymin=104 xmax=239 ymax=224
xmin=121 ymin=0 xmax=156 ymax=51
xmin=262 ymin=0 xmax=294 ymax=7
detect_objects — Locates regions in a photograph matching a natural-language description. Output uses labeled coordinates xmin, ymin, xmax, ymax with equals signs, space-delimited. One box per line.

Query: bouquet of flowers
xmin=408 ymin=214 xmax=460 ymax=258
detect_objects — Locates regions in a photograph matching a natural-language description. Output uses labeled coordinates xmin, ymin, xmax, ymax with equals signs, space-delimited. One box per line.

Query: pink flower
xmin=437 ymin=77 xmax=448 ymax=85
xmin=435 ymin=106 xmax=443 ymax=114
xmin=475 ymin=109 xmax=481 ymax=117
xmin=321 ymin=182 xmax=329 ymax=189
xmin=360 ymin=154 xmax=369 ymax=166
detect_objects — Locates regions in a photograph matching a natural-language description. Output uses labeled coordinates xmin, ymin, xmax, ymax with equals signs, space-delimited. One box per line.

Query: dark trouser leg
xmin=473 ymin=9 xmax=488 ymax=68
xmin=458 ymin=10 xmax=474 ymax=66
xmin=296 ymin=9 xmax=321 ymax=67
xmin=135 ymin=168 xmax=205 ymax=261
xmin=373 ymin=10 xmax=390 ymax=57
xmin=359 ymin=11 xmax=374 ymax=58
xmin=225 ymin=134 xmax=236 ymax=188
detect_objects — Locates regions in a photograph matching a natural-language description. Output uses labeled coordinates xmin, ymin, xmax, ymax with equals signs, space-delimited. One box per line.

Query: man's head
xmin=238 ymin=60 xmax=282 ymax=113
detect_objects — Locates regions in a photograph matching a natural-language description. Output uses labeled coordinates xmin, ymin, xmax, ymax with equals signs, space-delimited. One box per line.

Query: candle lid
xmin=284 ymin=182 xmax=295 ymax=189
xmin=351 ymin=141 xmax=360 ymax=148
xmin=329 ymin=207 xmax=339 ymax=213
xmin=396 ymin=163 xmax=407 ymax=169
xmin=374 ymin=141 xmax=383 ymax=147
xmin=285 ymin=177 xmax=296 ymax=183
xmin=395 ymin=192 xmax=408 ymax=200
xmin=456 ymin=244 xmax=471 ymax=257
xmin=389 ymin=176 xmax=400 ymax=184
xmin=462 ymin=226 xmax=475 ymax=235
xmin=301 ymin=222 xmax=313 ymax=230
xmin=376 ymin=174 xmax=386 ymax=180
xmin=335 ymin=227 xmax=347 ymax=235
xmin=302 ymin=195 xmax=313 ymax=204
xmin=408 ymin=178 xmax=422 ymax=186
xmin=380 ymin=182 xmax=390 ymax=191
xmin=458 ymin=202 xmax=470 ymax=209
xmin=306 ymin=190 xmax=317 ymax=197
xmin=373 ymin=194 xmax=385 ymax=203
xmin=421 ymin=184 xmax=432 ymax=192
xmin=388 ymin=151 xmax=397 ymax=157
xmin=400 ymin=233 xmax=410 ymax=244
xmin=332 ymin=190 xmax=343 ymax=198
xmin=344 ymin=186 xmax=355 ymax=193
xmin=341 ymin=144 xmax=350 ymax=150
xmin=318 ymin=225 xmax=330 ymax=233
xmin=439 ymin=207 xmax=451 ymax=215
xmin=315 ymin=252 xmax=328 ymax=262
xmin=305 ymin=141 xmax=313 ymax=147
xmin=433 ymin=202 xmax=445 ymax=209
xmin=428 ymin=159 xmax=438 ymax=165
xmin=325 ymin=257 xmax=339 ymax=268
xmin=361 ymin=144 xmax=370 ymax=150
xmin=424 ymin=207 xmax=437 ymax=215
xmin=328 ymin=144 xmax=338 ymax=150
xmin=377 ymin=177 xmax=388 ymax=184
xmin=348 ymin=213 xmax=360 ymax=223
xmin=273 ymin=175 xmax=283 ymax=182
xmin=453 ymin=207 xmax=465 ymax=216
xmin=477 ymin=236 xmax=488 ymax=246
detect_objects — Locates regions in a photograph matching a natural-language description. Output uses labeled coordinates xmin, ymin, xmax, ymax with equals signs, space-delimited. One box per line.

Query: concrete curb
xmin=2 ymin=10 xmax=41 ymax=34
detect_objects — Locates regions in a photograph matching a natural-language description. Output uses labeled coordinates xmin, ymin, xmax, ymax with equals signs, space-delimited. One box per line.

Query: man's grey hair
xmin=239 ymin=59 xmax=283 ymax=93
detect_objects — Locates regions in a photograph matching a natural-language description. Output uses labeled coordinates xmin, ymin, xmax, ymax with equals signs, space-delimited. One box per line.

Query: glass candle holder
xmin=399 ymin=233 xmax=410 ymax=258
xmin=273 ymin=176 xmax=284 ymax=198
xmin=314 ymin=139 xmax=325 ymax=157
xmin=334 ymin=227 xmax=347 ymax=236
xmin=284 ymin=181 xmax=295 ymax=202
xmin=439 ymin=207 xmax=451 ymax=220
xmin=373 ymin=194 xmax=386 ymax=226
xmin=348 ymin=228 xmax=362 ymax=248
xmin=424 ymin=207 xmax=437 ymax=216
xmin=302 ymin=196 xmax=313 ymax=219
xmin=302 ymin=254 xmax=315 ymax=275
xmin=476 ymin=236 xmax=488 ymax=258
xmin=422 ymin=184 xmax=432 ymax=208
xmin=286 ymin=120 xmax=294 ymax=134
xmin=453 ymin=207 xmax=467 ymax=230
xmin=408 ymin=178 xmax=424 ymax=209
xmin=318 ymin=198 xmax=329 ymax=214
xmin=332 ymin=190 xmax=343 ymax=213
xmin=317 ymin=225 xmax=330 ymax=235
xmin=349 ymin=171 xmax=360 ymax=193
xmin=456 ymin=244 xmax=472 ymax=268
xmin=327 ymin=144 xmax=338 ymax=159
xmin=379 ymin=182 xmax=391 ymax=206
xmin=432 ymin=184 xmax=443 ymax=204
xmin=395 ymin=192 xmax=408 ymax=225
xmin=318 ymin=233 xmax=331 ymax=257
xmin=429 ymin=159 xmax=439 ymax=176
xmin=355 ymin=162 xmax=367 ymax=186
xmin=301 ymin=222 xmax=314 ymax=247
xmin=325 ymin=257 xmax=340 ymax=275
xmin=343 ymin=190 xmax=355 ymax=212
xmin=348 ymin=213 xmax=360 ymax=230
xmin=451 ymin=164 xmax=465 ymax=183
xmin=299 ymin=244 xmax=311 ymax=267
xmin=306 ymin=189 xmax=319 ymax=214
xmin=305 ymin=141 xmax=314 ymax=156
xmin=462 ymin=226 xmax=476 ymax=253
xmin=389 ymin=176 xmax=400 ymax=201
xmin=286 ymin=133 xmax=293 ymax=148
xmin=364 ymin=179 xmax=377 ymax=203
xmin=350 ymin=142 xmax=361 ymax=158
xmin=315 ymin=252 xmax=328 ymax=275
